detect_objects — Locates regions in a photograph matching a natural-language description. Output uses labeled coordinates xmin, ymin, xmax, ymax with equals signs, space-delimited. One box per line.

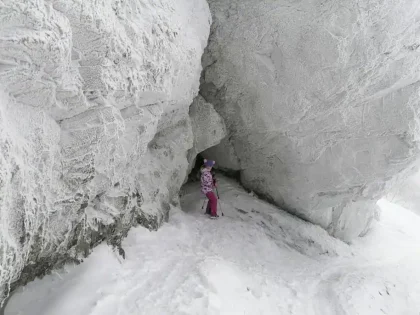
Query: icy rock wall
xmin=386 ymin=168 xmax=420 ymax=215
xmin=186 ymin=94 xmax=227 ymax=177
xmin=0 ymin=0 xmax=210 ymax=300
xmin=202 ymin=0 xmax=420 ymax=241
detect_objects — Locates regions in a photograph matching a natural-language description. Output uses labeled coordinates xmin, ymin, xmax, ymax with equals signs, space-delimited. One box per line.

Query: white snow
xmin=186 ymin=95 xmax=228 ymax=177
xmin=5 ymin=175 xmax=420 ymax=315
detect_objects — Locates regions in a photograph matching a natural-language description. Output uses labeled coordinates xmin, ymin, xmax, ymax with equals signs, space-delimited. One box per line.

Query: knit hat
xmin=203 ymin=159 xmax=215 ymax=167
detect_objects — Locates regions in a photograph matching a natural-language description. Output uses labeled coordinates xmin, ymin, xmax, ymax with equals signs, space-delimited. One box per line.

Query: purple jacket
xmin=201 ymin=168 xmax=213 ymax=194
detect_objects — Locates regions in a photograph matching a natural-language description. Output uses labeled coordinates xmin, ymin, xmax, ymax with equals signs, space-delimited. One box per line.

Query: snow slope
xmin=5 ymin=175 xmax=420 ymax=315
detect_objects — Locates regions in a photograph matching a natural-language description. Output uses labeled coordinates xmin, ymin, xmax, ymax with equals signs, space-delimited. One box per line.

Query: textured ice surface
xmin=186 ymin=95 xmax=227 ymax=176
xmin=202 ymin=0 xmax=420 ymax=241
xmin=0 ymin=0 xmax=210 ymax=301
xmin=386 ymin=168 xmax=420 ymax=215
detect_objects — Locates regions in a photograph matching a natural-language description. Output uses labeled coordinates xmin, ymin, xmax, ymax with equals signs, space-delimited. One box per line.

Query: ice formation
xmin=186 ymin=95 xmax=227 ymax=177
xmin=201 ymin=0 xmax=420 ymax=241
xmin=0 ymin=0 xmax=210 ymax=301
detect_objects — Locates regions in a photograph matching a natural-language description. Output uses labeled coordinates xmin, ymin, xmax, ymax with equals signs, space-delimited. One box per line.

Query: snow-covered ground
xmin=4 ymin=176 xmax=420 ymax=315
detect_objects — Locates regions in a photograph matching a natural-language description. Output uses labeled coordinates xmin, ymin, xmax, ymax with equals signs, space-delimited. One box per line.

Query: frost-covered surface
xmin=0 ymin=0 xmax=210 ymax=300
xmin=386 ymin=168 xmax=420 ymax=215
xmin=201 ymin=0 xmax=420 ymax=241
xmin=186 ymin=94 xmax=227 ymax=176
xmin=4 ymin=175 xmax=420 ymax=315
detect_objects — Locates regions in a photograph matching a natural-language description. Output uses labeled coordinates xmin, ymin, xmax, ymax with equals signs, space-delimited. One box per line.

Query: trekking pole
xmin=215 ymin=187 xmax=224 ymax=216
xmin=201 ymin=199 xmax=206 ymax=210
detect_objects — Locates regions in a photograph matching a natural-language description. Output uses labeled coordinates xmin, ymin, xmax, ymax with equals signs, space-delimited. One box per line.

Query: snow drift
xmin=4 ymin=175 xmax=420 ymax=315
xmin=201 ymin=0 xmax=420 ymax=241
xmin=0 ymin=0 xmax=210 ymax=301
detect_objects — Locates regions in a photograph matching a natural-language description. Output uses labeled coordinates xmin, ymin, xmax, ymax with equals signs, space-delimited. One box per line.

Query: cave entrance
xmin=186 ymin=150 xmax=241 ymax=185
xmin=186 ymin=153 xmax=205 ymax=183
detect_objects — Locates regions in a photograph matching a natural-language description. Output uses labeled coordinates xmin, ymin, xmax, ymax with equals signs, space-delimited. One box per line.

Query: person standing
xmin=200 ymin=159 xmax=218 ymax=218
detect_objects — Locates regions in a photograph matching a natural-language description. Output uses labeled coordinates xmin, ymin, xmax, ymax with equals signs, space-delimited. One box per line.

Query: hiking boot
xmin=210 ymin=214 xmax=219 ymax=219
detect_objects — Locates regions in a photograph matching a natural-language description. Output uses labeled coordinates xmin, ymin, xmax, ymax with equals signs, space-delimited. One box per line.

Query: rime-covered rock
xmin=386 ymin=169 xmax=420 ymax=216
xmin=0 ymin=0 xmax=210 ymax=300
xmin=202 ymin=0 xmax=420 ymax=241
xmin=186 ymin=95 xmax=227 ymax=176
